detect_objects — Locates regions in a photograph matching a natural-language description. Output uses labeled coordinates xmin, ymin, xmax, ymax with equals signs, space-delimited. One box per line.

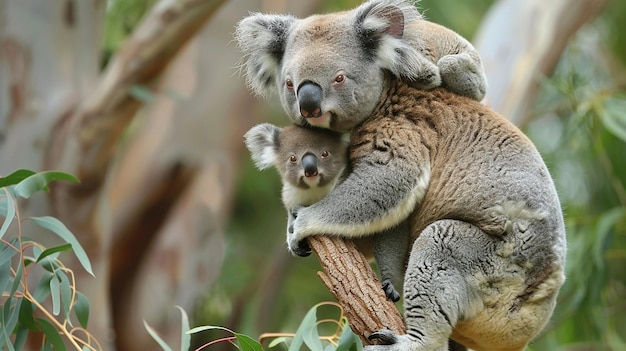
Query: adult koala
xmin=235 ymin=1 xmax=566 ymax=351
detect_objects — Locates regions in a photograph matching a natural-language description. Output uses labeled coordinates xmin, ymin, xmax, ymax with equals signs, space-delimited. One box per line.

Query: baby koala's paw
xmin=438 ymin=53 xmax=487 ymax=101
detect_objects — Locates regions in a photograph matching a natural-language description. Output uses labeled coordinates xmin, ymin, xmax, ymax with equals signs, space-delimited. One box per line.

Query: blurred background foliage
xmin=100 ymin=0 xmax=626 ymax=349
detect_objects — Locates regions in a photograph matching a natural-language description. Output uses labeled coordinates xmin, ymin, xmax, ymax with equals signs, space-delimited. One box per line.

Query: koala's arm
xmin=408 ymin=20 xmax=487 ymax=101
xmin=289 ymin=120 xmax=431 ymax=254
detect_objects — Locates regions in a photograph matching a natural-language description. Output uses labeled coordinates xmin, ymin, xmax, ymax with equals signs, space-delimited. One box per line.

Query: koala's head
xmin=244 ymin=123 xmax=348 ymax=189
xmin=235 ymin=0 xmax=425 ymax=132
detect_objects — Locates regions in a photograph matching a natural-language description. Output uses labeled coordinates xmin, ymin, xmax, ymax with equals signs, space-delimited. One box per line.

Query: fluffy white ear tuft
xmin=234 ymin=14 xmax=296 ymax=97
xmin=244 ymin=123 xmax=282 ymax=170
xmin=354 ymin=0 xmax=430 ymax=81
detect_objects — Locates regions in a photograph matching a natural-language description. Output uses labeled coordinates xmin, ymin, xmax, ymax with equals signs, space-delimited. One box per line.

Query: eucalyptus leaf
xmin=0 ymin=190 xmax=15 ymax=240
xmin=3 ymin=296 xmax=20 ymax=347
xmin=0 ymin=257 xmax=13 ymax=293
xmin=234 ymin=333 xmax=264 ymax=351
xmin=33 ymin=272 xmax=53 ymax=303
xmin=36 ymin=243 xmax=73 ymax=263
xmin=10 ymin=262 xmax=23 ymax=296
xmin=50 ymin=276 xmax=61 ymax=316
xmin=18 ymin=298 xmax=37 ymax=331
xmin=58 ymin=272 xmax=73 ymax=323
xmin=289 ymin=303 xmax=320 ymax=351
xmin=0 ymin=169 xmax=36 ymax=188
xmin=144 ymin=320 xmax=173 ymax=351
xmin=74 ymin=292 xmax=90 ymax=329
xmin=13 ymin=327 xmax=28 ymax=351
xmin=29 ymin=216 xmax=93 ymax=276
xmin=176 ymin=306 xmax=190 ymax=351
xmin=13 ymin=171 xmax=79 ymax=199
xmin=36 ymin=318 xmax=66 ymax=351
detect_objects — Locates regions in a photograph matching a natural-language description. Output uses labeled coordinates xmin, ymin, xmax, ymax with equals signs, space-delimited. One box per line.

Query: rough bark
xmin=308 ymin=236 xmax=406 ymax=344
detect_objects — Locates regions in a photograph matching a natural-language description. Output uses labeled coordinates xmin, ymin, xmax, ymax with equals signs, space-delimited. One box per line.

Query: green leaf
xmin=600 ymin=95 xmax=626 ymax=142
xmin=0 ymin=190 xmax=16 ymax=240
xmin=36 ymin=318 xmax=66 ymax=351
xmin=0 ymin=256 xmax=13 ymax=293
xmin=289 ymin=304 xmax=320 ymax=351
xmin=0 ymin=239 xmax=18 ymax=268
xmin=3 ymin=296 xmax=21 ymax=344
xmin=187 ymin=325 xmax=233 ymax=335
xmin=13 ymin=326 xmax=28 ymax=351
xmin=50 ymin=275 xmax=61 ymax=316
xmin=144 ymin=320 xmax=173 ymax=351
xmin=58 ymin=272 xmax=73 ymax=322
xmin=36 ymin=243 xmax=73 ymax=263
xmin=10 ymin=261 xmax=23 ymax=296
xmin=335 ymin=324 xmax=362 ymax=351
xmin=33 ymin=272 xmax=53 ymax=303
xmin=234 ymin=333 xmax=264 ymax=351
xmin=13 ymin=171 xmax=79 ymax=199
xmin=268 ymin=337 xmax=290 ymax=349
xmin=176 ymin=306 xmax=191 ymax=351
xmin=0 ymin=169 xmax=36 ymax=188
xmin=29 ymin=216 xmax=93 ymax=276
xmin=18 ymin=298 xmax=37 ymax=331
xmin=74 ymin=292 xmax=90 ymax=329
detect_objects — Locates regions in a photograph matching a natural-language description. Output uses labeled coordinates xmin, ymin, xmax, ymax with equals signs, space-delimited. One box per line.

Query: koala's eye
xmin=320 ymin=150 xmax=330 ymax=158
xmin=289 ymin=155 xmax=297 ymax=163
xmin=333 ymin=74 xmax=345 ymax=86
xmin=285 ymin=79 xmax=294 ymax=91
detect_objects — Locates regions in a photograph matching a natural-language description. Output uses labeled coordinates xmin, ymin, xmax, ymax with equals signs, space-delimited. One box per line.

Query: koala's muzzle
xmin=301 ymin=153 xmax=319 ymax=177
xmin=297 ymin=82 xmax=323 ymax=118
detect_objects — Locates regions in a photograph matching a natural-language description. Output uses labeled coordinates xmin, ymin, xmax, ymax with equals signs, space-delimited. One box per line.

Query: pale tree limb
xmin=474 ymin=0 xmax=607 ymax=127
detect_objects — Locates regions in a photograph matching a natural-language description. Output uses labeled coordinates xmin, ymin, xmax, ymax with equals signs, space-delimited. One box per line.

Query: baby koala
xmin=245 ymin=123 xmax=408 ymax=302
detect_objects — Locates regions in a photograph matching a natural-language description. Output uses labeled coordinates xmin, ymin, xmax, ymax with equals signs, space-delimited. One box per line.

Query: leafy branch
xmin=0 ymin=170 xmax=98 ymax=350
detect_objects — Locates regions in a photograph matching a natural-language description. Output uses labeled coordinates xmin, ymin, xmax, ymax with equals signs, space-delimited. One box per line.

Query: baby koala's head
xmin=244 ymin=123 xmax=348 ymax=191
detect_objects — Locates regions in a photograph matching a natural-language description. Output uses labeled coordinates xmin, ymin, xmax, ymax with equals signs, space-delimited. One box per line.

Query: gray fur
xmin=235 ymin=0 xmax=487 ymax=132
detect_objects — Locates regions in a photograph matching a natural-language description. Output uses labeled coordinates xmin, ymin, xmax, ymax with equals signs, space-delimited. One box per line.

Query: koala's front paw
xmin=381 ymin=279 xmax=401 ymax=302
xmin=411 ymin=62 xmax=441 ymax=91
xmin=287 ymin=211 xmax=312 ymax=257
xmin=290 ymin=238 xmax=312 ymax=257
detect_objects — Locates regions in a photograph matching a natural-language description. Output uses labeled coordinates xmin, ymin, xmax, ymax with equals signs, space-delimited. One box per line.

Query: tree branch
xmin=308 ymin=236 xmax=405 ymax=344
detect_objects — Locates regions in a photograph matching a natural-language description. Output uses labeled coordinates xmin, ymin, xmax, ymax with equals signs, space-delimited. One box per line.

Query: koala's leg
xmin=366 ymin=219 xmax=493 ymax=351
xmin=438 ymin=52 xmax=487 ymax=102
xmin=374 ymin=220 xmax=410 ymax=302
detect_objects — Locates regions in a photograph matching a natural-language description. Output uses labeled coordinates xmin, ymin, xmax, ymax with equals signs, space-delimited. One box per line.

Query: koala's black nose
xmin=301 ymin=153 xmax=319 ymax=177
xmin=297 ymin=82 xmax=323 ymax=118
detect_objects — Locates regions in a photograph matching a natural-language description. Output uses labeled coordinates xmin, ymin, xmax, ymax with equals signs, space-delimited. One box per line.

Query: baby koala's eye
xmin=285 ymin=79 xmax=294 ymax=91
xmin=289 ymin=155 xmax=297 ymax=163
xmin=333 ymin=74 xmax=345 ymax=86
xmin=320 ymin=150 xmax=330 ymax=158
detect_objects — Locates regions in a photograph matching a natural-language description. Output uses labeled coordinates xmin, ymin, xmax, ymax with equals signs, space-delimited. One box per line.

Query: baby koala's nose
xmin=297 ymin=82 xmax=323 ymax=118
xmin=302 ymin=153 xmax=319 ymax=177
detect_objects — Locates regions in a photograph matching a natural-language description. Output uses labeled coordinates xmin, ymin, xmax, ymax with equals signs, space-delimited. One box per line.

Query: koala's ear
xmin=244 ymin=123 xmax=282 ymax=170
xmin=235 ymin=14 xmax=296 ymax=97
xmin=354 ymin=0 xmax=426 ymax=80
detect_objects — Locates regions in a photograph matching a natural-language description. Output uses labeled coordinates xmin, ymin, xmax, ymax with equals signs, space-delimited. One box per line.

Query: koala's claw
xmin=381 ymin=279 xmax=401 ymax=302
xmin=368 ymin=329 xmax=398 ymax=345
xmin=290 ymin=239 xmax=312 ymax=257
